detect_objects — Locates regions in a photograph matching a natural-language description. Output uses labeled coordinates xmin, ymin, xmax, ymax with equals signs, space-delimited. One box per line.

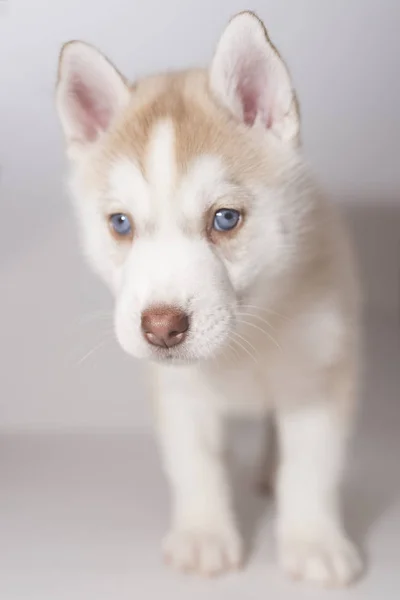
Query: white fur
xmin=109 ymin=127 xmax=236 ymax=361
xmin=156 ymin=366 xmax=242 ymax=574
xmin=57 ymin=12 xmax=363 ymax=586
xmin=146 ymin=120 xmax=177 ymax=206
xmin=276 ymin=401 xmax=362 ymax=586
xmin=108 ymin=159 xmax=151 ymax=225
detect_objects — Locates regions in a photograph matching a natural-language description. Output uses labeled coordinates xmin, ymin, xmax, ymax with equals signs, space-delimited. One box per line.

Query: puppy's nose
xmin=141 ymin=307 xmax=189 ymax=348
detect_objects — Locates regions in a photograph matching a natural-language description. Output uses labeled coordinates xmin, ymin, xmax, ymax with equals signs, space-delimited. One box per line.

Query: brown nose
xmin=141 ymin=307 xmax=189 ymax=348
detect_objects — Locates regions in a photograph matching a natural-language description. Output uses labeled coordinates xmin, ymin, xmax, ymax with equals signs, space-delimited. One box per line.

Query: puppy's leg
xmin=275 ymin=372 xmax=362 ymax=587
xmin=156 ymin=372 xmax=242 ymax=576
xmin=255 ymin=415 xmax=278 ymax=495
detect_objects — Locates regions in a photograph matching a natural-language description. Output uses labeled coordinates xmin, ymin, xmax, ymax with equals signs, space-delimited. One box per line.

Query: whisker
xmin=236 ymin=319 xmax=282 ymax=351
xmin=76 ymin=339 xmax=108 ymax=367
xmin=230 ymin=337 xmax=258 ymax=366
xmin=239 ymin=304 xmax=290 ymax=322
xmin=230 ymin=331 xmax=259 ymax=366
xmin=232 ymin=330 xmax=258 ymax=355
xmin=236 ymin=311 xmax=277 ymax=331
xmin=227 ymin=341 xmax=241 ymax=362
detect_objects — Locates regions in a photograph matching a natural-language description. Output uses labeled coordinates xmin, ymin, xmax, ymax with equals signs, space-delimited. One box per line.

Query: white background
xmin=0 ymin=0 xmax=399 ymax=430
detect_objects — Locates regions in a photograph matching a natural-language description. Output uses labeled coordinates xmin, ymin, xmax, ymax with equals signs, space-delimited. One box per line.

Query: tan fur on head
xmin=92 ymin=69 xmax=296 ymax=190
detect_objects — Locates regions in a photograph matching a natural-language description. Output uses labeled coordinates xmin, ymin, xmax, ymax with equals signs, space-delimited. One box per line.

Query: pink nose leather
xmin=141 ymin=307 xmax=189 ymax=348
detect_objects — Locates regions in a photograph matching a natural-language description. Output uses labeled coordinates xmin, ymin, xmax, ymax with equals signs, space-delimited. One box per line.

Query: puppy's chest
xmin=208 ymin=360 xmax=271 ymax=416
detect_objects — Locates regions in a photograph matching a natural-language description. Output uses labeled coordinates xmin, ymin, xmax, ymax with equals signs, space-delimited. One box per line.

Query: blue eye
xmin=213 ymin=208 xmax=241 ymax=232
xmin=109 ymin=213 xmax=132 ymax=236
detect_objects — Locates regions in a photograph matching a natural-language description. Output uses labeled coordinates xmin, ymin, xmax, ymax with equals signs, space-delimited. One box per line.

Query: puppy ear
xmin=210 ymin=12 xmax=299 ymax=143
xmin=56 ymin=41 xmax=130 ymax=152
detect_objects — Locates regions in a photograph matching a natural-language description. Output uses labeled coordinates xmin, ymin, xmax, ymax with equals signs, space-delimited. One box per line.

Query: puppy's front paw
xmin=163 ymin=525 xmax=243 ymax=577
xmin=279 ymin=527 xmax=363 ymax=587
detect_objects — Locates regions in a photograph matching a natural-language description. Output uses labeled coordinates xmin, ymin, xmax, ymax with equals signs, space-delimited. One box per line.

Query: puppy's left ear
xmin=210 ymin=12 xmax=300 ymax=144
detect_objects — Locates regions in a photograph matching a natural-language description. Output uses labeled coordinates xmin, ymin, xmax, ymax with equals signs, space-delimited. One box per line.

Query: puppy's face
xmin=57 ymin=12 xmax=302 ymax=363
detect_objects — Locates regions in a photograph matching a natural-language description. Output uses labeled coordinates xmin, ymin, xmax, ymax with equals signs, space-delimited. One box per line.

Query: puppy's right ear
xmin=56 ymin=42 xmax=130 ymax=155
xmin=210 ymin=12 xmax=299 ymax=144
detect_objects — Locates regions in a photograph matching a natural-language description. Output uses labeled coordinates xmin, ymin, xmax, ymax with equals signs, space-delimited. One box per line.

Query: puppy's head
xmin=56 ymin=12 xmax=304 ymax=363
